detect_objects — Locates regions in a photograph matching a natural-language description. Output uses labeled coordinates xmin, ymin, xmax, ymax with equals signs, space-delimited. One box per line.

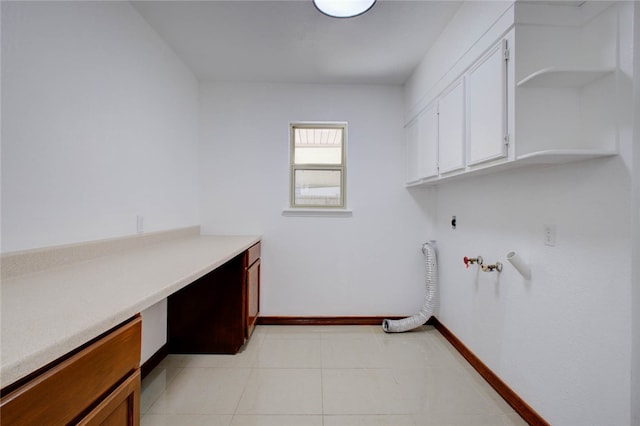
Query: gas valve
xmin=481 ymin=262 xmax=503 ymax=272
xmin=463 ymin=256 xmax=483 ymax=268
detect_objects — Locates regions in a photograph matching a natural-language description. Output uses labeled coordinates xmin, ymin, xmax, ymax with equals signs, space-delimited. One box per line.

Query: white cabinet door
xmin=406 ymin=117 xmax=420 ymax=182
xmin=417 ymin=103 xmax=439 ymax=179
xmin=467 ymin=40 xmax=508 ymax=166
xmin=438 ymin=78 xmax=465 ymax=174
xmin=406 ymin=103 xmax=438 ymax=182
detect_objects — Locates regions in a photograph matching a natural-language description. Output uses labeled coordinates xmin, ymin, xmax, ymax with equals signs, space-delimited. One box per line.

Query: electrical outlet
xmin=544 ymin=224 xmax=556 ymax=246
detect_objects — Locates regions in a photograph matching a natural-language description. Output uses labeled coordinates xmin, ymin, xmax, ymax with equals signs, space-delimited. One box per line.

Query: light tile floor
xmin=141 ymin=325 xmax=528 ymax=426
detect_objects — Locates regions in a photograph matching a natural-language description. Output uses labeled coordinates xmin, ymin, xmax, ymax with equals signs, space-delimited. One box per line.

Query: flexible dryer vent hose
xmin=382 ymin=241 xmax=437 ymax=333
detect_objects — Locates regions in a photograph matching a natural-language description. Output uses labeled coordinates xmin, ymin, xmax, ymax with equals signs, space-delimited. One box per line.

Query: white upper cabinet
xmin=406 ymin=102 xmax=438 ymax=183
xmin=405 ymin=32 xmax=511 ymax=186
xmin=405 ymin=115 xmax=420 ymax=183
xmin=418 ymin=103 xmax=439 ymax=179
xmin=466 ymin=40 xmax=508 ymax=166
xmin=405 ymin=1 xmax=619 ymax=186
xmin=438 ymin=79 xmax=465 ymax=174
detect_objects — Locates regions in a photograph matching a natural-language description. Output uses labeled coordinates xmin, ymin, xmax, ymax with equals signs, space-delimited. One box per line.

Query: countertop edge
xmin=1 ymin=234 xmax=260 ymax=387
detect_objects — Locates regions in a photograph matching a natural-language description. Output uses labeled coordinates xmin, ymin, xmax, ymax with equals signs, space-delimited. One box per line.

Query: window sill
xmin=281 ymin=208 xmax=353 ymax=217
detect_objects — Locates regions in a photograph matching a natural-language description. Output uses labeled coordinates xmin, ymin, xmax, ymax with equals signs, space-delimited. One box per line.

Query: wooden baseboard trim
xmin=140 ymin=344 xmax=168 ymax=379
xmin=431 ymin=317 xmax=549 ymax=426
xmin=257 ymin=316 xmax=406 ymax=326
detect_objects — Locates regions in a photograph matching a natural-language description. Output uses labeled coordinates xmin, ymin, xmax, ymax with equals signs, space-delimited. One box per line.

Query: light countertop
xmin=1 ymin=232 xmax=260 ymax=387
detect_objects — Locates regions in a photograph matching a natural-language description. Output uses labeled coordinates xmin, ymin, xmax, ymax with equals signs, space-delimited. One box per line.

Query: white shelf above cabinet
xmin=515 ymin=149 xmax=617 ymax=164
xmin=516 ymin=67 xmax=615 ymax=88
xmin=406 ymin=149 xmax=617 ymax=187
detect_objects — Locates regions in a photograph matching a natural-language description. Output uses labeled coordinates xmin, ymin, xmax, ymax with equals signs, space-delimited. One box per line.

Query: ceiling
xmin=131 ymin=1 xmax=463 ymax=85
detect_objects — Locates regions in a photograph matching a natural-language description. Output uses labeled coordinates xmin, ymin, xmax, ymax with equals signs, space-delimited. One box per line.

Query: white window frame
xmin=289 ymin=122 xmax=347 ymax=210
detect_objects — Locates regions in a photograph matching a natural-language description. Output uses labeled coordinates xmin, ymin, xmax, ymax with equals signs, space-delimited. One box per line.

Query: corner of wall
xmin=630 ymin=3 xmax=640 ymax=424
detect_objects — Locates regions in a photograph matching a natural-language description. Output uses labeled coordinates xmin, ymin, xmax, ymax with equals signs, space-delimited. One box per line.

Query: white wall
xmin=435 ymin=161 xmax=631 ymax=425
xmin=631 ymin=3 xmax=640 ymax=425
xmin=405 ymin=2 xmax=633 ymax=425
xmin=199 ymin=82 xmax=432 ymax=317
xmin=1 ymin=1 xmax=200 ymax=253
xmin=1 ymin=0 xmax=200 ymax=365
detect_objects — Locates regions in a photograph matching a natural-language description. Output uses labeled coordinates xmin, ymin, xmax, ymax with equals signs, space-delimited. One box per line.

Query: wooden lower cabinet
xmin=168 ymin=242 xmax=261 ymax=354
xmin=0 ymin=316 xmax=141 ymax=426
xmin=245 ymin=243 xmax=261 ymax=339
xmin=78 ymin=370 xmax=140 ymax=426
xmin=0 ymin=242 xmax=262 ymax=424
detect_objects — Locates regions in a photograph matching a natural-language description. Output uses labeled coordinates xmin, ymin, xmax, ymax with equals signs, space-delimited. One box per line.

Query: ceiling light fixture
xmin=313 ymin=0 xmax=376 ymax=18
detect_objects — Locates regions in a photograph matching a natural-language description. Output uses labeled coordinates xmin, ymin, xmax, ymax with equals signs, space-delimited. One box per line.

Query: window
xmin=290 ymin=122 xmax=346 ymax=208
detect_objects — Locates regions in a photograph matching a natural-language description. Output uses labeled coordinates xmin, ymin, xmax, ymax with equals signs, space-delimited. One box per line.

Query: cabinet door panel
xmin=417 ymin=103 xmax=439 ymax=179
xmin=77 ymin=370 xmax=140 ymax=426
xmin=246 ymin=259 xmax=260 ymax=339
xmin=467 ymin=40 xmax=507 ymax=166
xmin=438 ymin=79 xmax=465 ymax=173
xmin=405 ymin=118 xmax=420 ymax=182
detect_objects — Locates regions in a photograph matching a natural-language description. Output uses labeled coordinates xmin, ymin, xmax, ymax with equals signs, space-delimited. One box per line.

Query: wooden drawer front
xmin=0 ymin=316 xmax=141 ymax=425
xmin=77 ymin=369 xmax=140 ymax=426
xmin=247 ymin=242 xmax=261 ymax=267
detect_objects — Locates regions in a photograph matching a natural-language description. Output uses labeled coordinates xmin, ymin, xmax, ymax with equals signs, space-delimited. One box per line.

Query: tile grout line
xmin=230 ymin=366 xmax=251 ymax=422
xmin=139 ymin=325 xmax=525 ymax=425
xmin=230 ymin=329 xmax=266 ymax=422
xmin=141 ymin=363 xmax=186 ymax=417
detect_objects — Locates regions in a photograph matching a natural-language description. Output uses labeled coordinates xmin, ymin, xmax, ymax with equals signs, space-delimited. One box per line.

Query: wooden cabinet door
xmin=467 ymin=39 xmax=508 ymax=166
xmin=246 ymin=259 xmax=260 ymax=339
xmin=77 ymin=370 xmax=140 ymax=426
xmin=438 ymin=78 xmax=466 ymax=174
